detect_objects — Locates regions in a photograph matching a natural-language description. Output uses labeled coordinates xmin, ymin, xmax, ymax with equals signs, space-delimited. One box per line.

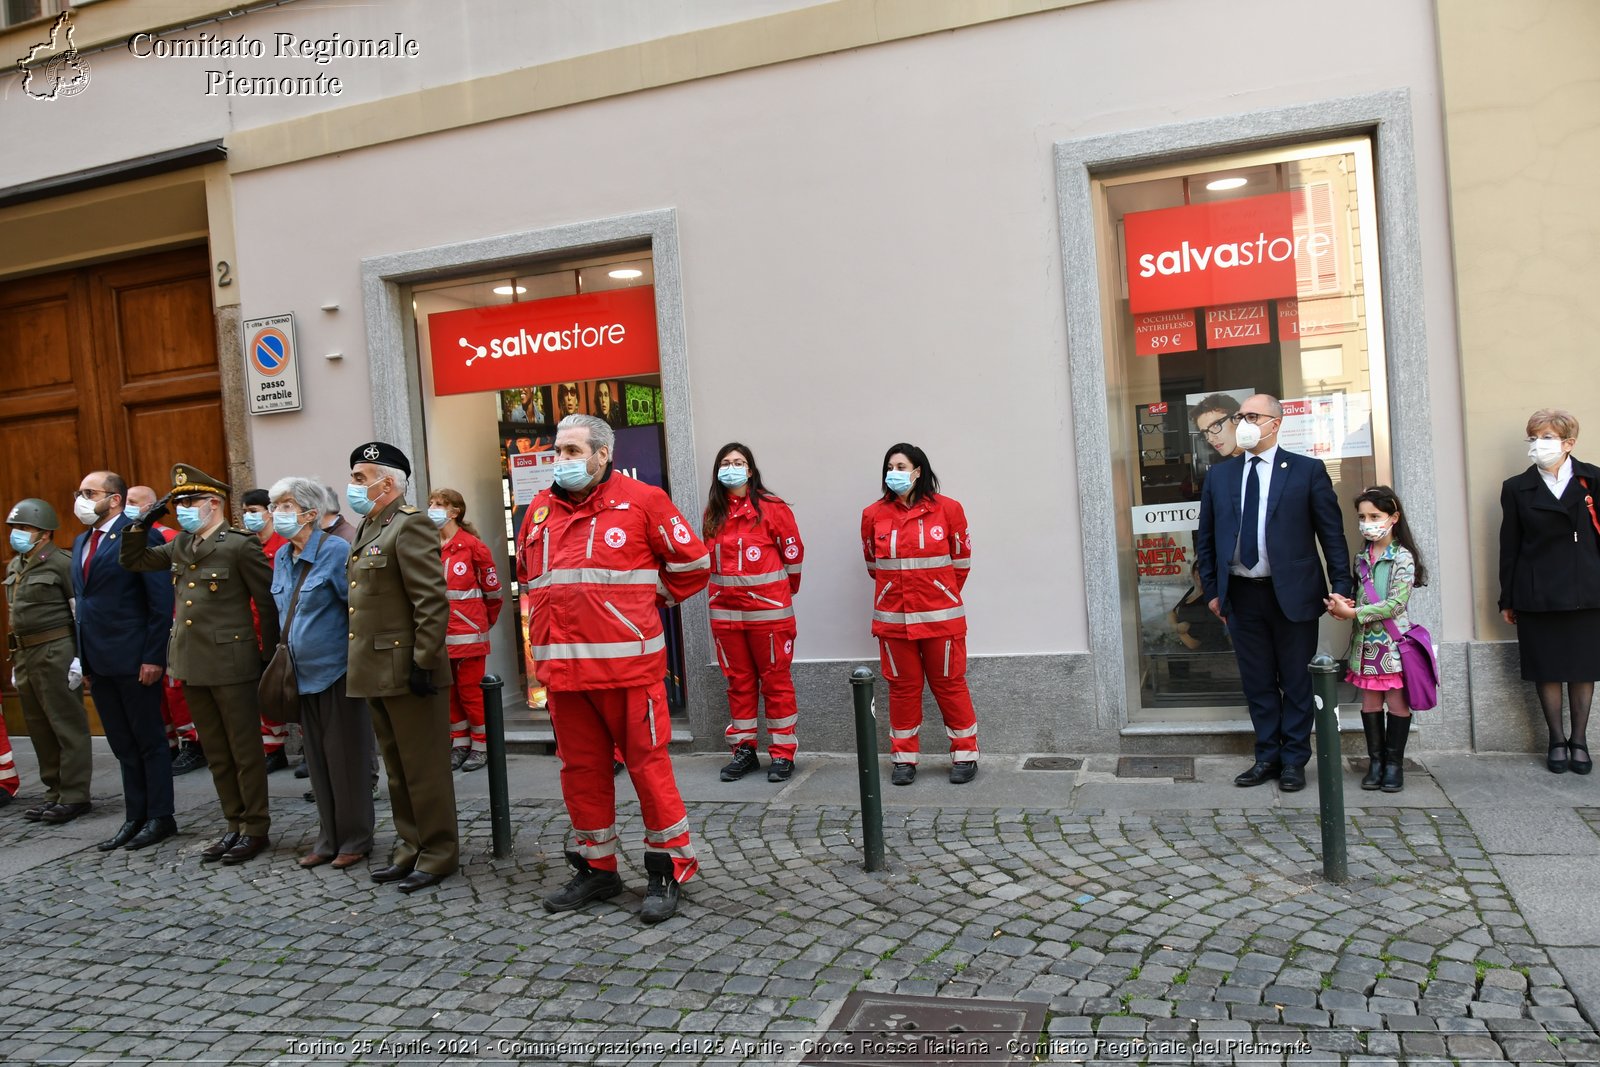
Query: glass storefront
xmin=1093 ymin=137 xmax=1392 ymax=722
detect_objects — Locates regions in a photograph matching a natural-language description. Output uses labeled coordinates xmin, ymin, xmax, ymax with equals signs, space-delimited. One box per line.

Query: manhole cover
xmin=1115 ymin=755 xmax=1195 ymax=780
xmin=1021 ymin=756 xmax=1083 ymax=771
xmin=807 ymin=993 xmax=1046 ymax=1066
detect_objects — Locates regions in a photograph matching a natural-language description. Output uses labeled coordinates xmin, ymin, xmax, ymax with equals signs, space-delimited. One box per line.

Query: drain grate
xmin=1115 ymin=755 xmax=1195 ymax=781
xmin=1021 ymin=756 xmax=1083 ymax=771
xmin=806 ymin=992 xmax=1046 ymax=1066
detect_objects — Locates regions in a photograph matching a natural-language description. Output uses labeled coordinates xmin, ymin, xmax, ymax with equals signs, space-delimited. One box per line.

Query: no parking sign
xmin=243 ymin=312 xmax=302 ymax=414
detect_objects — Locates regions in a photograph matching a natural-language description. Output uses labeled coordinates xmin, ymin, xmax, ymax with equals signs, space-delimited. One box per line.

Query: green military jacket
xmin=346 ymin=498 xmax=448 ymax=699
xmin=4 ymin=541 xmax=75 ymax=639
xmin=119 ymin=523 xmax=278 ymax=686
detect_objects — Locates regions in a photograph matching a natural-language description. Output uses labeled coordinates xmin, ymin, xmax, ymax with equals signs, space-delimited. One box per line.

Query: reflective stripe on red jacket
xmin=706 ymin=494 xmax=803 ymax=631
xmin=516 ymin=471 xmax=710 ymax=690
xmin=861 ymin=493 xmax=971 ymax=639
xmin=442 ymin=529 xmax=503 ymax=659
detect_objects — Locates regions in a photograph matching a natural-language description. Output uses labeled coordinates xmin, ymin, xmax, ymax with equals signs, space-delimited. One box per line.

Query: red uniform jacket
xmin=861 ymin=493 xmax=972 ymax=640
xmin=442 ymin=529 xmax=503 ymax=659
xmin=706 ymin=494 xmax=803 ymax=633
xmin=516 ymin=471 xmax=710 ymax=690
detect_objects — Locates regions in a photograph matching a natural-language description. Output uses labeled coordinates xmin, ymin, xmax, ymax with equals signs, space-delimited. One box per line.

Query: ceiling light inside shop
xmin=1204 ymin=177 xmax=1249 ymax=191
xmin=608 ymin=269 xmax=644 ymax=280
xmin=493 ymin=285 xmax=527 ymax=296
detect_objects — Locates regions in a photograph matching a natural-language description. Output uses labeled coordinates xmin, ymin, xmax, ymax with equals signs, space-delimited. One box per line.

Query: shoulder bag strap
xmin=278 ymin=543 xmax=317 ymax=651
xmin=1357 ymin=550 xmax=1406 ymax=646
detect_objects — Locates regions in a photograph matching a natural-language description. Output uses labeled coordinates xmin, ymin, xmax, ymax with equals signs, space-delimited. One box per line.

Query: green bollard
xmin=851 ymin=667 xmax=885 ymax=872
xmin=1308 ymin=653 xmax=1348 ymax=884
xmin=481 ymin=674 xmax=512 ymax=858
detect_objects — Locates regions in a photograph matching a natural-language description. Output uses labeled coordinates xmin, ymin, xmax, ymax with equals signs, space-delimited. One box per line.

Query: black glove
xmin=408 ymin=663 xmax=438 ymax=697
xmin=142 ymin=492 xmax=173 ymax=527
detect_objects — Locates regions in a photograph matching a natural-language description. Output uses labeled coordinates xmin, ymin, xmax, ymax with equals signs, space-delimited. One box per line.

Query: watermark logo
xmin=18 ymin=11 xmax=91 ymax=101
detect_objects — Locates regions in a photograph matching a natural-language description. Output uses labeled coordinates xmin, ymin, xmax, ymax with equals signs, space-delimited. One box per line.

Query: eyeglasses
xmin=1197 ymin=420 xmax=1229 ymax=439
xmin=74 ymin=488 xmax=111 ymax=500
xmin=1230 ymin=412 xmax=1280 ymax=426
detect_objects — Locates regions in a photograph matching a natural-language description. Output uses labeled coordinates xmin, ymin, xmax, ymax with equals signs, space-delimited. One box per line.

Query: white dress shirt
xmin=1230 ymin=444 xmax=1279 ymax=578
xmin=1540 ymin=455 xmax=1573 ymax=500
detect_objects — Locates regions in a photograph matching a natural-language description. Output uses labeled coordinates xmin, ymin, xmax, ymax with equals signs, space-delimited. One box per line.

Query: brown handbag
xmin=257 ymin=546 xmax=315 ymax=724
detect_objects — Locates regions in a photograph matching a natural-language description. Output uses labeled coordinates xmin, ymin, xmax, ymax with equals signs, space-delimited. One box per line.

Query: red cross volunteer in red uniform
xmin=861 ymin=443 xmax=979 ymax=786
xmin=517 ymin=414 xmax=711 ymax=924
xmin=427 ymin=487 xmax=504 ymax=773
xmin=702 ymin=443 xmax=804 ymax=784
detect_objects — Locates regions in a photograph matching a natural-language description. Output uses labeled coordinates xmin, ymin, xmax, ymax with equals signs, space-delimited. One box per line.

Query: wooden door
xmin=0 ymin=245 xmax=225 ymax=732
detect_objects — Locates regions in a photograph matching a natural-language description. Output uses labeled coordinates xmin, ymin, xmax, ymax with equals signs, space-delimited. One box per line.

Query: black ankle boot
xmin=542 ymin=850 xmax=624 ymax=913
xmin=640 ymin=851 xmax=682 ymax=924
xmin=1360 ymin=712 xmax=1385 ymax=790
xmin=1380 ymin=715 xmax=1412 ymax=792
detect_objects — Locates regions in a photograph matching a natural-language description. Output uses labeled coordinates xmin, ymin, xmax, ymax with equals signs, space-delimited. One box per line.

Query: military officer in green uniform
xmin=345 ymin=441 xmax=458 ymax=893
xmin=121 ymin=465 xmax=280 ymax=865
xmin=5 ymin=499 xmax=92 ymax=823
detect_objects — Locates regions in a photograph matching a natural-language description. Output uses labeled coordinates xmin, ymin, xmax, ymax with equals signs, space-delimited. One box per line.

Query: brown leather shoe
xmin=39 ymin=802 xmax=92 ymax=824
xmin=23 ymin=802 xmax=51 ymax=822
xmin=330 ymin=853 xmax=367 ymax=870
xmin=220 ymin=834 xmax=270 ymax=865
xmin=298 ymin=852 xmax=333 ymax=868
xmin=200 ymin=832 xmax=241 ymax=862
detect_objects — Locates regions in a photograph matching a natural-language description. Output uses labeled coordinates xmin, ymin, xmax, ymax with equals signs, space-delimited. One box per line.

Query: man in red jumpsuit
xmin=0 ymin=696 xmax=18 ymax=805
xmin=518 ymin=414 xmax=710 ymax=924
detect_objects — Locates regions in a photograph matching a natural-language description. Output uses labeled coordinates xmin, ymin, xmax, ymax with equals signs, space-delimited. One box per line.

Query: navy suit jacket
xmin=71 ymin=514 xmax=175 ymax=677
xmin=1195 ymin=447 xmax=1352 ymax=622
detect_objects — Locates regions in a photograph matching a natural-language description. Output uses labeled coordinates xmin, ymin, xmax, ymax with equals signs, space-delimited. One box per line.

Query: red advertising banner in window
xmin=1277 ymin=298 xmax=1299 ymax=341
xmin=1205 ymin=302 xmax=1270 ymax=349
xmin=1124 ymin=193 xmax=1303 ymax=314
xmin=427 ymin=286 xmax=659 ymax=396
xmin=1133 ymin=309 xmax=1198 ymax=356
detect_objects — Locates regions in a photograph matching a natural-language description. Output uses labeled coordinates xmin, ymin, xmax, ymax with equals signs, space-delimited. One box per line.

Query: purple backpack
xmin=1359 ymin=555 xmax=1439 ymax=712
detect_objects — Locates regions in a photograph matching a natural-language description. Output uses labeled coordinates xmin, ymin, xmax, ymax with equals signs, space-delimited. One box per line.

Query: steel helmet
xmin=6 ymin=498 xmax=59 ymax=531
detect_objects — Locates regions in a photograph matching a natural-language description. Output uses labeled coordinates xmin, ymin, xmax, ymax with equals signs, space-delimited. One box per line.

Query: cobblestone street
xmin=3 ymin=749 xmax=1600 ymax=1065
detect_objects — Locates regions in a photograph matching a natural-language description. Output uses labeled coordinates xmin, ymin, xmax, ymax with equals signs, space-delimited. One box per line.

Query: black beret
xmin=350 ymin=441 xmax=411 ymax=476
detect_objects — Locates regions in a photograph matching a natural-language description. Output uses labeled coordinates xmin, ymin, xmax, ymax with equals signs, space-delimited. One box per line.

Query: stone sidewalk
xmin=2 ymin=742 xmax=1599 ymax=1065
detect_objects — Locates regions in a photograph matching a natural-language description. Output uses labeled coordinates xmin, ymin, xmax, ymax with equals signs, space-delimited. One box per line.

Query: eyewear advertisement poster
xmin=508 ymin=450 xmax=556 ymax=505
xmin=1279 ymin=392 xmax=1373 ymax=460
xmin=1185 ymin=387 xmax=1255 ymax=484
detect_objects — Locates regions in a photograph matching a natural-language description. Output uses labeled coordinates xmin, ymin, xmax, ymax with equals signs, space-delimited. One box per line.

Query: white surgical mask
xmin=1529 ymin=437 xmax=1566 ymax=469
xmin=1359 ymin=519 xmax=1392 ymax=542
xmin=74 ymin=496 xmax=101 ymax=526
xmin=1233 ymin=421 xmax=1262 ymax=451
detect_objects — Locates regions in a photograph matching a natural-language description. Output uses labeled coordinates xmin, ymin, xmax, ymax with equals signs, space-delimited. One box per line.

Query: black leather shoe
xmin=639 ymin=852 xmax=681 ymax=924
xmin=396 ymin=870 xmax=447 ymax=894
xmin=719 ymin=746 xmax=760 ymax=782
xmin=264 ymin=750 xmax=288 ymax=774
xmin=1234 ymin=761 xmax=1282 ymax=787
xmin=98 ymin=820 xmax=141 ymax=851
xmin=200 ymin=832 xmax=240 ymax=862
xmin=370 ymin=864 xmax=414 ymax=884
xmin=39 ymin=802 xmax=92 ymax=824
xmin=891 ymin=763 xmax=916 ymax=786
xmin=125 ymin=816 xmax=178 ymax=850
xmin=949 ymin=762 xmax=977 ymax=785
xmin=220 ymin=835 xmax=270 ymax=865
xmin=767 ymin=758 xmax=794 ymax=783
xmin=1279 ymin=764 xmax=1307 ymax=792
xmin=23 ymin=802 xmax=50 ymax=822
xmin=543 ymin=851 xmax=624 ymax=912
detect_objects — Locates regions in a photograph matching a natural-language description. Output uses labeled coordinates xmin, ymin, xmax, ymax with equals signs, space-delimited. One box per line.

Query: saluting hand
xmin=142 ymin=493 xmax=174 ymax=526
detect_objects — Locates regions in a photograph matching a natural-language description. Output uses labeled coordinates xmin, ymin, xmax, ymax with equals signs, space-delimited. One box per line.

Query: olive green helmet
xmin=6 ymin=498 xmax=59 ymax=531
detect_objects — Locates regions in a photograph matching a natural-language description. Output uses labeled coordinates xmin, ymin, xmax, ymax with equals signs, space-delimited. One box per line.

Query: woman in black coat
xmin=1499 ymin=408 xmax=1600 ymax=774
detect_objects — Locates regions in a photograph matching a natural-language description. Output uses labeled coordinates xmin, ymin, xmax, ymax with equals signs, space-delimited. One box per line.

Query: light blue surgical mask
xmin=885 ymin=470 xmax=915 ymax=496
xmin=176 ymin=505 xmax=205 ymax=533
xmin=552 ymin=460 xmax=592 ymax=492
xmin=272 ymin=510 xmax=307 ymax=538
xmin=346 ymin=482 xmax=376 ymax=515
xmin=9 ymin=529 xmax=34 ymax=554
xmin=717 ymin=465 xmax=749 ymax=489
xmin=242 ymin=512 xmax=267 ymax=533
xmin=123 ymin=506 xmax=144 ymax=523
xmin=427 ymin=507 xmax=449 ymax=528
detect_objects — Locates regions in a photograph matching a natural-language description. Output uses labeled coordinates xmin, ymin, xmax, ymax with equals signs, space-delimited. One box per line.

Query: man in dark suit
xmin=1196 ymin=394 xmax=1351 ymax=792
xmin=72 ymin=470 xmax=178 ymax=850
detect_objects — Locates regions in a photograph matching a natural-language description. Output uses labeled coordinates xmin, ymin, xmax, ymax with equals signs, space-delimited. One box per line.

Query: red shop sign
xmin=427 ymin=286 xmax=659 ymax=396
xmin=1205 ymin=302 xmax=1270 ymax=349
xmin=1134 ymin=309 xmax=1198 ymax=357
xmin=1124 ymin=193 xmax=1304 ymax=314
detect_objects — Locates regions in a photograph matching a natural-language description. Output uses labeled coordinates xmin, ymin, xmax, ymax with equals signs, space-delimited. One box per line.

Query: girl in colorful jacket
xmin=428 ymin=488 xmax=503 ymax=772
xmin=703 ymin=443 xmax=804 ymax=783
xmin=861 ymin=443 xmax=978 ymax=786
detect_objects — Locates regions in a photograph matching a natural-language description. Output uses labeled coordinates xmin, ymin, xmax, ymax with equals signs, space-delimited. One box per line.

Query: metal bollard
xmin=851 ymin=667 xmax=886 ymax=872
xmin=1308 ymin=653 xmax=1348 ymax=884
xmin=480 ymin=674 xmax=512 ymax=858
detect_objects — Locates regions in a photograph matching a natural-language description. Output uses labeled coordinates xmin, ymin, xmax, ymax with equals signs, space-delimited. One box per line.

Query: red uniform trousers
xmin=549 ymin=680 xmax=697 ymax=884
xmin=713 ymin=627 xmax=798 ymax=760
xmin=878 ymin=634 xmax=979 ymax=765
xmin=161 ymin=677 xmax=198 ymax=747
xmin=0 ymin=711 xmax=18 ymax=798
xmin=448 ymin=655 xmax=488 ymax=752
